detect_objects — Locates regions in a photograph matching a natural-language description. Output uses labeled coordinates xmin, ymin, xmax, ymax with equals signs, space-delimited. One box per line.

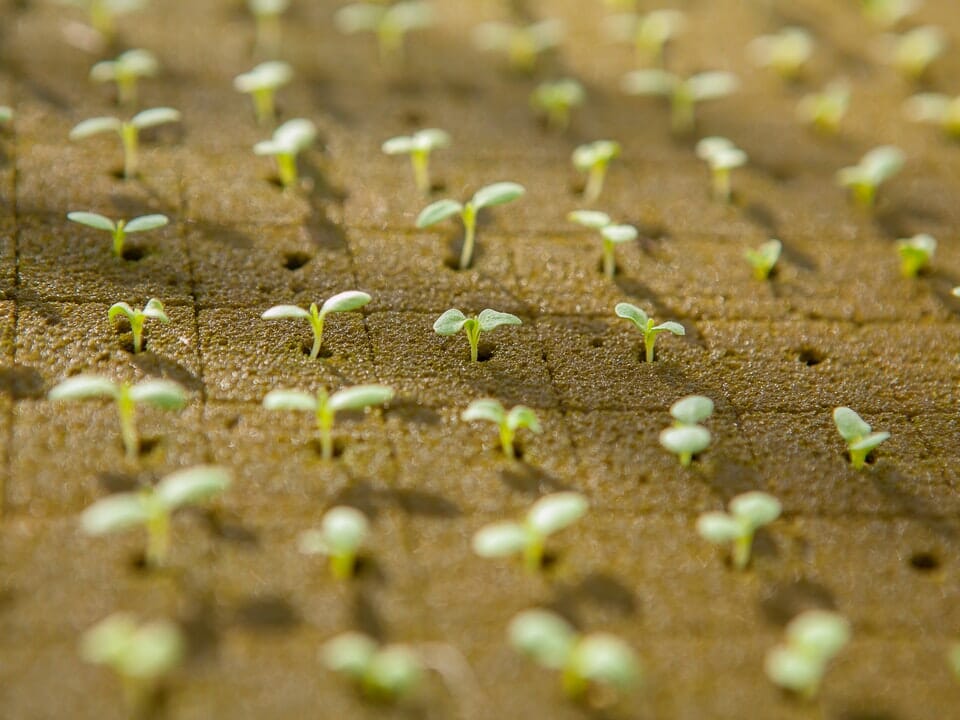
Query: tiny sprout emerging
xmin=572 ymin=140 xmax=621 ymax=204
xmin=299 ymin=506 xmax=369 ymax=580
xmin=417 ymin=182 xmax=525 ymax=270
xmin=253 ymin=118 xmax=317 ymax=189
xmin=696 ymin=137 xmax=747 ymax=203
xmin=765 ymin=610 xmax=850 ymax=700
xmin=473 ymin=492 xmax=586 ymax=571
xmin=861 ymin=0 xmax=921 ymax=28
xmin=262 ymin=291 xmax=371 ymax=360
xmin=335 ymin=1 xmax=434 ymax=64
xmin=263 ymin=385 xmax=394 ymax=461
xmin=472 ymin=19 xmax=564 ymax=73
xmin=696 ymin=491 xmax=782 ymax=570
xmin=604 ymin=9 xmax=686 ymax=67
xmin=382 ymin=128 xmax=451 ymax=196
xmin=883 ymin=26 xmax=946 ymax=80
xmin=81 ymin=465 xmax=230 ymax=567
xmin=615 ymin=302 xmax=684 ymax=363
xmin=836 ymin=145 xmax=904 ymax=209
xmin=797 ymin=81 xmax=850 ymax=134
xmin=67 ymin=211 xmax=169 ymax=258
xmin=904 ymin=93 xmax=960 ymax=137
xmin=660 ymin=395 xmax=713 ymax=467
xmin=833 ymin=407 xmax=890 ymax=470
xmin=69 ymin=108 xmax=181 ymax=179
xmin=896 ymin=233 xmax=935 ymax=277
xmin=622 ymin=69 xmax=739 ymax=135
xmin=748 ymin=27 xmax=813 ymax=80
xmin=48 ymin=375 xmax=187 ymax=462
xmin=746 ymin=239 xmax=782 ymax=281
xmin=461 ymin=398 xmax=541 ymax=459
xmin=109 ymin=298 xmax=169 ymax=353
xmin=60 ymin=0 xmax=149 ymax=40
xmin=530 ymin=79 xmax=585 ymax=131
xmin=509 ymin=609 xmax=641 ymax=700
xmin=567 ymin=210 xmax=637 ymax=279
xmin=434 ymin=308 xmax=521 ymax=363
xmin=323 ymin=632 xmax=423 ymax=701
xmin=234 ymin=61 xmax=293 ymax=126
xmin=248 ymin=0 xmax=290 ymax=55
xmin=90 ymin=49 xmax=159 ymax=107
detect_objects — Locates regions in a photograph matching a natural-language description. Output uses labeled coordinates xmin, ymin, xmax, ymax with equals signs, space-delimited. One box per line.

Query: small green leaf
xmin=527 ymin=492 xmax=588 ymax=536
xmin=670 ymin=395 xmax=713 ymax=426
xmin=849 ymin=431 xmax=890 ymax=453
xmin=129 ymin=380 xmax=187 ymax=409
xmin=263 ymin=389 xmax=318 ymax=412
xmin=688 ymin=71 xmax=739 ymax=101
xmin=320 ymin=291 xmax=371 ymax=315
xmin=124 ymin=214 xmax=169 ymax=233
xmin=155 ymin=465 xmax=230 ymax=509
xmin=659 ymin=426 xmax=711 ymax=456
xmin=652 ymin=321 xmax=685 ymax=336
xmin=461 ymin=398 xmax=506 ymax=425
xmin=601 ymin=224 xmax=638 ymax=244
xmin=323 ymin=632 xmax=378 ymax=678
xmin=81 ymin=494 xmax=149 ymax=536
xmin=328 ymin=384 xmax=394 ymax=412
xmin=614 ymin=302 xmax=649 ymax=329
xmin=472 ymin=182 xmax=525 ymax=210
xmin=833 ymin=406 xmax=871 ymax=442
xmin=861 ymin=145 xmax=905 ymax=184
xmin=508 ymin=609 xmax=577 ymax=670
xmin=621 ymin=68 xmax=676 ymax=96
xmin=382 ymin=136 xmax=415 ymax=154
xmin=416 ymin=199 xmax=464 ymax=227
xmin=786 ymin=610 xmax=851 ymax=658
xmin=272 ymin=118 xmax=316 ymax=153
xmin=130 ymin=107 xmax=181 ymax=129
xmin=68 ymin=211 xmax=117 ymax=232
xmin=412 ymin=128 xmax=450 ymax=150
xmin=696 ymin=512 xmax=743 ymax=544
xmin=318 ymin=506 xmax=368 ymax=554
xmin=506 ymin=406 xmax=541 ymax=434
xmin=334 ymin=3 xmax=386 ymax=33
xmin=49 ymin=375 xmax=119 ymax=401
xmin=571 ymin=634 xmax=641 ymax=691
xmin=234 ymin=60 xmax=293 ymax=92
xmin=121 ymin=621 xmax=185 ymax=680
xmin=108 ymin=302 xmax=135 ymax=323
xmin=262 ymin=304 xmax=311 ymax=320
xmin=567 ymin=210 xmax=611 ymax=229
xmin=433 ymin=308 xmax=469 ymax=335
xmin=729 ymin=491 xmax=782 ymax=528
xmin=142 ymin=298 xmax=169 ymax=322
xmin=765 ymin=645 xmax=821 ymax=694
xmin=366 ymin=646 xmax=423 ymax=698
xmin=477 ymin=309 xmax=522 ymax=332
xmin=472 ymin=522 xmax=529 ymax=557
xmin=70 ymin=117 xmax=123 ymax=140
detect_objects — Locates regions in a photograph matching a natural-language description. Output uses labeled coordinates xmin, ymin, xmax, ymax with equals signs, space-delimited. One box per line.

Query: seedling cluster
xmin=748 ymin=27 xmax=814 ymax=80
xmin=604 ymin=9 xmax=686 ymax=67
xmin=433 ymin=308 xmax=522 ymax=362
xmin=883 ymin=25 xmax=946 ymax=80
xmin=797 ymin=81 xmax=851 ymax=134
xmin=896 ymin=233 xmax=936 ymax=277
xmin=745 ymin=239 xmax=782 ymax=281
xmin=659 ymin=395 xmax=713 ymax=467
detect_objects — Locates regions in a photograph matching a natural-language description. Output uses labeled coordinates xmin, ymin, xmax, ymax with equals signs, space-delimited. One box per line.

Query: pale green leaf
xmin=262 ymin=304 xmax=311 ymax=320
xmin=472 ymin=182 xmax=525 ymax=210
xmin=272 ymin=118 xmax=316 ymax=153
xmin=506 ymin=406 xmax=541 ymax=434
xmin=833 ymin=406 xmax=871 ymax=441
xmin=472 ymin=522 xmax=529 ymax=557
xmin=120 ymin=621 xmax=184 ymax=679
xmin=527 ymin=492 xmax=588 ymax=536
xmin=433 ymin=308 xmax=469 ymax=335
xmin=335 ymin=4 xmax=386 ymax=34
xmin=366 ymin=646 xmax=422 ymax=698
xmin=130 ymin=107 xmax=181 ymax=129
xmin=67 ymin=211 xmax=116 ymax=232
xmin=233 ymin=61 xmax=293 ymax=92
xmin=849 ymin=431 xmax=890 ymax=453
xmin=786 ymin=610 xmax=851 ymax=659
xmin=319 ymin=506 xmax=368 ymax=554
xmin=477 ymin=309 xmax=521 ymax=332
xmin=142 ymin=298 xmax=169 ymax=321
xmin=659 ymin=426 xmax=711 ymax=456
xmin=601 ymin=224 xmax=638 ymax=244
xmin=571 ymin=634 xmax=641 ymax=691
xmin=108 ymin=302 xmax=135 ymax=322
xmin=461 ymin=398 xmax=506 ymax=425
xmin=567 ymin=210 xmax=611 ymax=229
xmin=81 ymin=494 xmax=149 ymax=535
xmin=614 ymin=302 xmax=648 ymax=329
xmin=696 ymin=512 xmax=743 ymax=543
xmin=129 ymin=380 xmax=187 ymax=409
xmin=70 ymin=117 xmax=122 ymax=139
xmin=328 ymin=384 xmax=394 ymax=412
xmin=765 ymin=646 xmax=821 ymax=693
xmin=155 ymin=465 xmax=230 ymax=509
xmin=49 ymin=375 xmax=118 ymax=401
xmin=621 ymin=68 xmax=676 ymax=96
xmin=323 ymin=632 xmax=378 ymax=678
xmin=688 ymin=71 xmax=739 ymax=101
xmin=416 ymin=199 xmax=463 ymax=227
xmin=729 ymin=491 xmax=782 ymax=528
xmin=508 ymin=609 xmax=577 ymax=669
xmin=652 ymin=321 xmax=685 ymax=336
xmin=124 ymin=214 xmax=169 ymax=233
xmin=670 ymin=395 xmax=713 ymax=425
xmin=382 ymin=136 xmax=415 ymax=154
xmin=263 ymin=389 xmax=318 ymax=412
xmin=321 ymin=290 xmax=371 ymax=315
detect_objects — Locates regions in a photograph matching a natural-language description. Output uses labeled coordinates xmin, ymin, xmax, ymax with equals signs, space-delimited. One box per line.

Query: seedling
xmin=896 ymin=233 xmax=936 ymax=277
xmin=765 ymin=610 xmax=850 ymax=700
xmin=833 ymin=406 xmax=890 ymax=470
xmin=604 ymin=9 xmax=686 ymax=67
xmin=253 ymin=118 xmax=317 ymax=189
xmin=299 ymin=506 xmax=369 ymax=580
xmin=382 ymin=128 xmax=451 ymax=196
xmin=622 ymin=69 xmax=739 ymax=134
xmin=433 ymin=308 xmax=521 ymax=363
xmin=248 ymin=0 xmax=289 ymax=55
xmin=461 ymin=398 xmax=541 ymax=459
xmin=745 ymin=239 xmax=782 ymax=281
xmin=572 ymin=140 xmax=620 ymax=204
xmin=882 ymin=26 xmax=946 ymax=80
xmin=48 ymin=375 xmax=187 ymax=462
xmin=60 ymin=0 xmax=149 ymax=40
xmin=530 ymin=79 xmax=585 ymax=131
xmin=473 ymin=492 xmax=587 ymax=571
xmin=234 ymin=61 xmax=293 ymax=126
xmin=615 ymin=302 xmax=684 ymax=362
xmin=472 ymin=19 xmax=564 ymax=73
xmin=696 ymin=137 xmax=747 ymax=203
xmin=836 ymin=145 xmax=904 ymax=209
xmin=696 ymin=491 xmax=782 ymax=570
xmin=509 ymin=609 xmax=640 ymax=701
xmin=66 ymin=211 xmax=168 ymax=259
xmin=69 ymin=107 xmax=181 ymax=179
xmin=109 ymin=298 xmax=169 ymax=353
xmin=747 ymin=27 xmax=813 ymax=80
xmin=567 ymin=210 xmax=637 ymax=279
xmin=323 ymin=632 xmax=423 ymax=701
xmin=90 ymin=49 xmax=159 ymax=107
xmin=797 ymin=81 xmax=850 ymax=134
xmin=904 ymin=93 xmax=960 ymax=137
xmin=262 ymin=384 xmax=394 ymax=461
xmin=262 ymin=291 xmax=371 ymax=360
xmin=862 ymin=0 xmax=920 ymax=28
xmin=335 ymin=1 xmax=434 ymax=64
xmin=81 ymin=465 xmax=230 ymax=567
xmin=660 ymin=395 xmax=714 ymax=467
xmin=416 ymin=182 xmax=525 ymax=269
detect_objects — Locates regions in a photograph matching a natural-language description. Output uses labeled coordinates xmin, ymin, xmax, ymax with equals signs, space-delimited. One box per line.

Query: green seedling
xmin=882 ymin=26 xmax=946 ymax=80
xmin=473 ymin=492 xmax=587 ymax=571
xmin=472 ymin=18 xmax=564 ymax=73
xmin=696 ymin=137 xmax=747 ymax=203
xmin=797 ymin=81 xmax=850 ymax=134
xmin=833 ymin=406 xmax=890 ymax=470
xmin=248 ymin=0 xmax=289 ymax=56
xmin=67 ymin=211 xmax=168 ymax=259
xmin=262 ymin=291 xmax=371 ymax=360
xmin=530 ymin=79 xmax=585 ymax=131
xmin=461 ymin=398 xmax=541 ymax=459
xmin=90 ymin=49 xmax=159 ymax=107
xmin=48 ymin=375 xmax=186 ymax=462
xmin=748 ymin=26 xmax=813 ymax=80
xmin=234 ymin=61 xmax=293 ymax=126
xmin=69 ymin=107 xmax=181 ymax=179
xmin=567 ymin=210 xmax=637 ymax=279
xmin=836 ymin=145 xmax=904 ymax=209
xmin=604 ymin=9 xmax=686 ymax=67
xmin=382 ymin=128 xmax=451 ymax=196
xmin=745 ymin=239 xmax=782 ymax=280
xmin=572 ymin=140 xmax=620 ymax=204
xmin=417 ymin=182 xmax=525 ymax=269
xmin=615 ymin=302 xmax=684 ymax=362
xmin=299 ymin=506 xmax=369 ymax=580
xmin=81 ymin=465 xmax=230 ymax=568
xmin=81 ymin=613 xmax=184 ymax=717
xmin=660 ymin=395 xmax=714 ymax=467
xmin=433 ymin=308 xmax=521 ymax=363
xmin=765 ymin=610 xmax=850 ymax=700
xmin=904 ymin=93 xmax=960 ymax=137
xmin=862 ymin=0 xmax=920 ymax=28
xmin=109 ymin=298 xmax=169 ymax=353
xmin=696 ymin=491 xmax=782 ymax=570
xmin=622 ymin=69 xmax=738 ymax=134
xmin=335 ymin=1 xmax=434 ymax=64
xmin=253 ymin=118 xmax=317 ymax=189
xmin=263 ymin=385 xmax=394 ymax=461
xmin=509 ymin=609 xmax=641 ymax=701
xmin=896 ymin=233 xmax=936 ymax=277
xmin=59 ymin=0 xmax=149 ymax=40
xmin=323 ymin=632 xmax=423 ymax=701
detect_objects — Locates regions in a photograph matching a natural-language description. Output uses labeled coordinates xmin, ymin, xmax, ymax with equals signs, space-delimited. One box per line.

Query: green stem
xmin=561 ymin=664 xmax=588 ymax=700
xmin=121 ymin=674 xmax=153 ymax=720
xmin=499 ymin=423 xmax=515 ymax=459
xmin=252 ymin=88 xmax=275 ymax=126
xmin=411 ymin=151 xmax=430 ymax=195
xmin=584 ymin=163 xmax=606 ymax=204
xmin=522 ymin=536 xmax=543 ymax=572
xmin=145 ymin=511 xmax=170 ymax=568
xmin=117 ymin=76 xmax=137 ymax=108
xmin=465 ymin=322 xmax=481 ymax=363
xmin=113 ymin=221 xmax=127 ymax=258
xmin=255 ymin=15 xmax=281 ymax=57
xmin=130 ymin=314 xmax=145 ymax=354
xmin=713 ymin=168 xmax=732 ymax=203
xmin=548 ymin=105 xmax=569 ymax=131
xmin=277 ymin=153 xmax=298 ymax=188
xmin=330 ymin=552 xmax=355 ymax=580
xmin=679 ymin=451 xmax=692 ymax=467
xmin=90 ymin=0 xmax=114 ymax=39
xmin=117 ymin=385 xmax=138 ymax=462
xmin=853 ymin=183 xmax=876 ymax=209
xmin=671 ymin=88 xmax=695 ymax=135
xmin=378 ymin=27 xmax=404 ymax=65
xmin=732 ymin=534 xmax=752 ymax=570
xmin=309 ymin=312 xmax=325 ymax=360
xmin=460 ymin=205 xmax=477 ymax=270
xmin=317 ymin=404 xmax=335 ymax=461
xmin=602 ymin=238 xmax=616 ymax=280
xmin=644 ymin=332 xmax=656 ymax=363
xmin=121 ymin=123 xmax=139 ymax=179
xmin=849 ymin=448 xmax=867 ymax=470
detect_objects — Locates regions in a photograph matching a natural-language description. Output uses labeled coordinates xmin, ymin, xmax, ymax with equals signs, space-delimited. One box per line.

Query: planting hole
xmin=283 ymin=252 xmax=311 ymax=271
xmin=909 ymin=551 xmax=939 ymax=572
xmin=122 ymin=246 xmax=145 ymax=262
xmin=301 ymin=341 xmax=332 ymax=359
xmin=138 ymin=437 xmax=160 ymax=456
xmin=476 ymin=345 xmax=493 ymax=362
xmin=796 ymin=347 xmax=824 ymax=366
xmin=590 ymin=337 xmax=604 ymax=348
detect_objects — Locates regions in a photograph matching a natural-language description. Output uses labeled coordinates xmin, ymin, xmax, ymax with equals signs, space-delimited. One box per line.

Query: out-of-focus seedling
xmin=382 ymin=128 xmax=450 ymax=196
xmin=765 ymin=610 xmax=850 ymax=700
xmin=696 ymin=491 xmax=782 ymax=570
xmin=434 ymin=308 xmax=521 ymax=362
xmin=696 ymin=137 xmax=747 ymax=203
xmin=262 ymin=291 xmax=371 ymax=360
xmin=323 ymin=632 xmax=423 ymax=701
xmin=70 ymin=108 xmax=181 ymax=179
xmin=745 ymin=239 xmax=782 ymax=281
xmin=0 ymin=106 xmax=11 ymax=125
xmin=861 ymin=0 xmax=921 ymax=28
xmin=897 ymin=233 xmax=935 ymax=277
xmin=748 ymin=27 xmax=813 ymax=80
xmin=604 ymin=9 xmax=686 ymax=67
xmin=531 ymin=79 xmax=585 ymax=131
xmin=622 ymin=69 xmax=739 ymax=134
xmin=615 ymin=302 xmax=684 ymax=362
xmin=833 ymin=407 xmax=889 ymax=470
xmin=567 ymin=210 xmax=637 ymax=279
xmin=472 ymin=18 xmax=564 ymax=73
xmin=90 ymin=49 xmax=159 ymax=107
xmin=335 ymin=1 xmax=434 ymax=64
xmin=60 ymin=0 xmax=149 ymax=41
xmin=248 ymin=0 xmax=290 ymax=56
xmin=461 ymin=398 xmax=541 ymax=459
xmin=660 ymin=395 xmax=713 ymax=467
xmin=253 ymin=118 xmax=317 ymax=189
xmin=904 ymin=93 xmax=960 ymax=137
xmin=881 ymin=26 xmax=946 ymax=80
xmin=836 ymin=145 xmax=904 ymax=209
xmin=572 ymin=140 xmax=620 ymax=204
xmin=299 ymin=506 xmax=369 ymax=579
xmin=797 ymin=81 xmax=850 ymax=134
xmin=234 ymin=61 xmax=293 ymax=126
xmin=67 ymin=211 xmax=168 ymax=259
xmin=109 ymin=298 xmax=169 ymax=353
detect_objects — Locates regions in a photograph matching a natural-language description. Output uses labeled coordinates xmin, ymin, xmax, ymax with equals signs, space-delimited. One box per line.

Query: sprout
xmin=745 ymin=239 xmax=782 ymax=281
xmin=530 ymin=79 xmax=585 ymax=131
xmin=472 ymin=19 xmax=564 ymax=73
xmin=299 ymin=506 xmax=369 ymax=580
xmin=108 ymin=298 xmax=170 ymax=354
xmin=262 ymin=385 xmax=394 ymax=461
xmin=833 ymin=406 xmax=890 ymax=470
xmin=81 ymin=465 xmax=230 ymax=567
xmin=567 ymin=210 xmax=637 ymax=280
xmin=660 ymin=395 xmax=714 ymax=467
xmin=248 ymin=0 xmax=289 ymax=56
xmin=48 ymin=376 xmax=187 ymax=462
xmin=382 ymin=128 xmax=451 ymax=196
xmin=622 ymin=69 xmax=738 ymax=134
xmin=66 ymin=211 xmax=169 ymax=258
xmin=765 ymin=610 xmax=850 ymax=700
xmin=904 ymin=93 xmax=960 ymax=137
xmin=614 ymin=302 xmax=684 ymax=363
xmin=323 ymin=632 xmax=423 ymax=701
xmin=508 ymin=609 xmax=641 ymax=700
xmin=335 ymin=1 xmax=434 ymax=64
xmin=882 ymin=26 xmax=946 ymax=80
xmin=572 ymin=140 xmax=621 ymax=204
xmin=0 ymin=106 xmax=11 ymax=125
xmin=461 ymin=398 xmax=541 ymax=459
xmin=90 ymin=49 xmax=160 ymax=108
xmin=836 ymin=145 xmax=904 ymax=209
xmin=69 ymin=108 xmax=181 ymax=179
xmin=261 ymin=291 xmax=371 ymax=360
xmin=695 ymin=137 xmax=747 ymax=203
xmin=896 ymin=233 xmax=936 ymax=277
xmin=603 ymin=9 xmax=686 ymax=67
xmin=234 ymin=61 xmax=293 ymax=126
xmin=59 ymin=0 xmax=149 ymax=40
xmin=473 ymin=492 xmax=587 ymax=571
xmin=253 ymin=118 xmax=317 ymax=189
xmin=416 ymin=182 xmax=525 ymax=270
xmin=433 ymin=308 xmax=522 ymax=363
xmin=861 ymin=0 xmax=921 ymax=28
xmin=747 ymin=26 xmax=814 ymax=80
xmin=696 ymin=491 xmax=782 ymax=570
xmin=797 ymin=81 xmax=850 ymax=134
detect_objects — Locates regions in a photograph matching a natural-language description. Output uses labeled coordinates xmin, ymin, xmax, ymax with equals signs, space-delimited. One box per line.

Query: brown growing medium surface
xmin=1 ymin=0 xmax=960 ymax=718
